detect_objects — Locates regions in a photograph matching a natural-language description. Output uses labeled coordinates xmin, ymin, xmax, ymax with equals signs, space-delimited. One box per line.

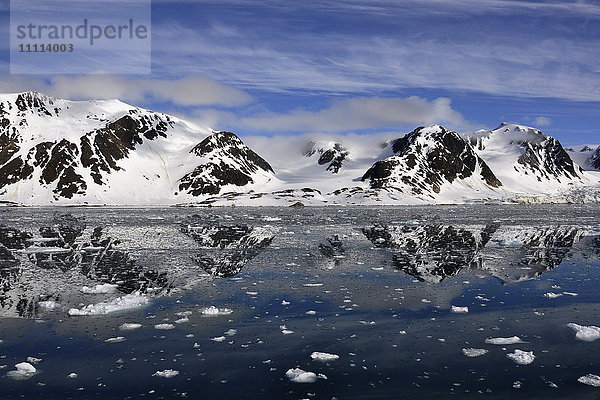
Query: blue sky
xmin=0 ymin=0 xmax=599 ymax=144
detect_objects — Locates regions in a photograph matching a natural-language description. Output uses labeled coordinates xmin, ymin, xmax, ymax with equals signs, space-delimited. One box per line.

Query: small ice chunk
xmin=451 ymin=306 xmax=469 ymax=314
xmin=303 ymin=283 xmax=323 ymax=287
xmin=246 ymin=291 xmax=258 ymax=296
xmin=311 ymin=352 xmax=339 ymax=362
xmin=26 ymin=357 xmax=42 ymax=364
xmin=68 ymin=294 xmax=149 ymax=316
xmin=80 ymin=284 xmax=118 ymax=294
xmin=200 ymin=306 xmax=233 ymax=316
xmin=306 ymin=310 xmax=317 ymax=315
xmin=211 ymin=336 xmax=226 ymax=342
xmin=37 ymin=301 xmax=59 ymax=310
xmin=485 ymin=336 xmax=524 ymax=345
xmin=578 ymin=374 xmax=600 ymax=387
xmin=105 ymin=337 xmax=126 ymax=343
xmin=68 ymin=373 xmax=78 ymax=378
xmin=174 ymin=317 xmax=189 ymax=324
xmin=462 ymin=348 xmax=488 ymax=357
xmin=567 ymin=323 xmax=600 ymax=342
xmin=285 ymin=368 xmax=326 ymax=383
xmin=281 ymin=330 xmax=294 ymax=335
xmin=6 ymin=362 xmax=36 ymax=380
xmin=281 ymin=300 xmax=290 ymax=306
xmin=154 ymin=324 xmax=175 ymax=330
xmin=544 ymin=292 xmax=563 ymax=299
xmin=563 ymin=292 xmax=578 ymax=297
xmin=225 ymin=329 xmax=237 ymax=336
xmin=119 ymin=323 xmax=142 ymax=331
xmin=506 ymin=349 xmax=535 ymax=365
xmin=153 ymin=369 xmax=179 ymax=378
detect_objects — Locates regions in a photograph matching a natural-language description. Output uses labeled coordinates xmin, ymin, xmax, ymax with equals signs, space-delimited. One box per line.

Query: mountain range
xmin=0 ymin=91 xmax=598 ymax=206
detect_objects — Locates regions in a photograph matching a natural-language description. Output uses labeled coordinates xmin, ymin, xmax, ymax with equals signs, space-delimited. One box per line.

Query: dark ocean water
xmin=0 ymin=205 xmax=599 ymax=399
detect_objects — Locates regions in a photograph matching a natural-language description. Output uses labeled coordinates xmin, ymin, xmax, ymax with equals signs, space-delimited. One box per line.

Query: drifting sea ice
xmin=566 ymin=323 xmax=600 ymax=342
xmin=80 ymin=284 xmax=118 ymax=294
xmin=105 ymin=337 xmax=126 ymax=343
xmin=451 ymin=306 xmax=469 ymax=313
xmin=153 ymin=369 xmax=179 ymax=378
xmin=119 ymin=323 xmax=143 ymax=331
xmin=6 ymin=362 xmax=36 ymax=380
xmin=462 ymin=348 xmax=489 ymax=357
xmin=506 ymin=349 xmax=535 ymax=365
xmin=311 ymin=352 xmax=339 ymax=362
xmin=37 ymin=301 xmax=59 ymax=310
xmin=578 ymin=374 xmax=600 ymax=387
xmin=200 ymin=306 xmax=233 ymax=316
xmin=67 ymin=294 xmax=149 ymax=316
xmin=154 ymin=324 xmax=175 ymax=330
xmin=67 ymin=373 xmax=78 ymax=378
xmin=544 ymin=292 xmax=563 ymax=299
xmin=26 ymin=357 xmax=41 ymax=364
xmin=285 ymin=368 xmax=327 ymax=383
xmin=485 ymin=336 xmax=524 ymax=345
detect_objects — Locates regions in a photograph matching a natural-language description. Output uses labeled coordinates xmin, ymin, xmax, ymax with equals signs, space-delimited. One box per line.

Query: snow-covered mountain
xmin=0 ymin=91 xmax=598 ymax=206
xmin=466 ymin=123 xmax=587 ymax=193
xmin=565 ymin=144 xmax=600 ymax=171
xmin=361 ymin=125 xmax=503 ymax=198
xmin=0 ymin=92 xmax=276 ymax=204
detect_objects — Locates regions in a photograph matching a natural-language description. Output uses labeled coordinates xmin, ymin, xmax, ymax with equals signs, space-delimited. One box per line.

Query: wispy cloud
xmin=237 ymin=96 xmax=472 ymax=133
xmin=0 ymin=74 xmax=252 ymax=107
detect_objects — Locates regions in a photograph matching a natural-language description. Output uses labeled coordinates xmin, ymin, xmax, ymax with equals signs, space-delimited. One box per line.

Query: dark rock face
xmin=304 ymin=141 xmax=349 ymax=174
xmin=589 ymin=146 xmax=600 ymax=170
xmin=517 ymin=137 xmax=583 ymax=182
xmin=362 ymin=126 xmax=502 ymax=195
xmin=179 ymin=131 xmax=274 ymax=196
xmin=182 ymin=221 xmax=274 ymax=277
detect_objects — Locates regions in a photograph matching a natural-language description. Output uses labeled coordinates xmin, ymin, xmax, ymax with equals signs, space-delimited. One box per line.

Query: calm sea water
xmin=0 ymin=205 xmax=599 ymax=399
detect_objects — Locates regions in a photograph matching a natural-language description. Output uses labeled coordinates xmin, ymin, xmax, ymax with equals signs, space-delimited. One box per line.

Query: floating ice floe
xmin=200 ymin=306 xmax=233 ymax=316
xmin=563 ymin=292 xmax=578 ymax=297
xmin=506 ymin=349 xmax=535 ymax=365
xmin=485 ymin=336 xmax=524 ymax=345
xmin=211 ymin=336 xmax=226 ymax=342
xmin=303 ymin=283 xmax=323 ymax=287
xmin=119 ymin=323 xmax=142 ymax=331
xmin=311 ymin=352 xmax=339 ymax=362
xmin=175 ymin=317 xmax=189 ymax=324
xmin=153 ymin=369 xmax=179 ymax=378
xmin=26 ymin=357 xmax=41 ymax=364
xmin=578 ymin=374 xmax=600 ymax=387
xmin=281 ymin=300 xmax=290 ymax=306
xmin=68 ymin=373 xmax=78 ymax=378
xmin=451 ymin=306 xmax=469 ymax=314
xmin=154 ymin=324 xmax=175 ymax=330
xmin=280 ymin=325 xmax=294 ymax=335
xmin=225 ymin=329 xmax=237 ymax=336
xmin=285 ymin=368 xmax=327 ymax=383
xmin=68 ymin=294 xmax=149 ymax=316
xmin=462 ymin=348 xmax=488 ymax=357
xmin=6 ymin=362 xmax=36 ymax=380
xmin=81 ymin=284 xmax=118 ymax=294
xmin=37 ymin=301 xmax=59 ymax=310
xmin=567 ymin=323 xmax=600 ymax=342
xmin=105 ymin=337 xmax=126 ymax=343
xmin=544 ymin=292 xmax=563 ymax=299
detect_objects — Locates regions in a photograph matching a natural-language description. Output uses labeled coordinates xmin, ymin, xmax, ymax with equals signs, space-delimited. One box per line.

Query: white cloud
xmin=238 ymin=96 xmax=472 ymax=133
xmin=0 ymin=74 xmax=251 ymax=107
xmin=535 ymin=116 xmax=552 ymax=127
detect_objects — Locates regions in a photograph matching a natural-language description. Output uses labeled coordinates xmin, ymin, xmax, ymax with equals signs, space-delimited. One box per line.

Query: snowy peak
xmin=302 ymin=140 xmax=349 ymax=173
xmin=362 ymin=125 xmax=502 ymax=197
xmin=178 ymin=131 xmax=275 ymax=196
xmin=467 ymin=123 xmax=585 ymax=191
